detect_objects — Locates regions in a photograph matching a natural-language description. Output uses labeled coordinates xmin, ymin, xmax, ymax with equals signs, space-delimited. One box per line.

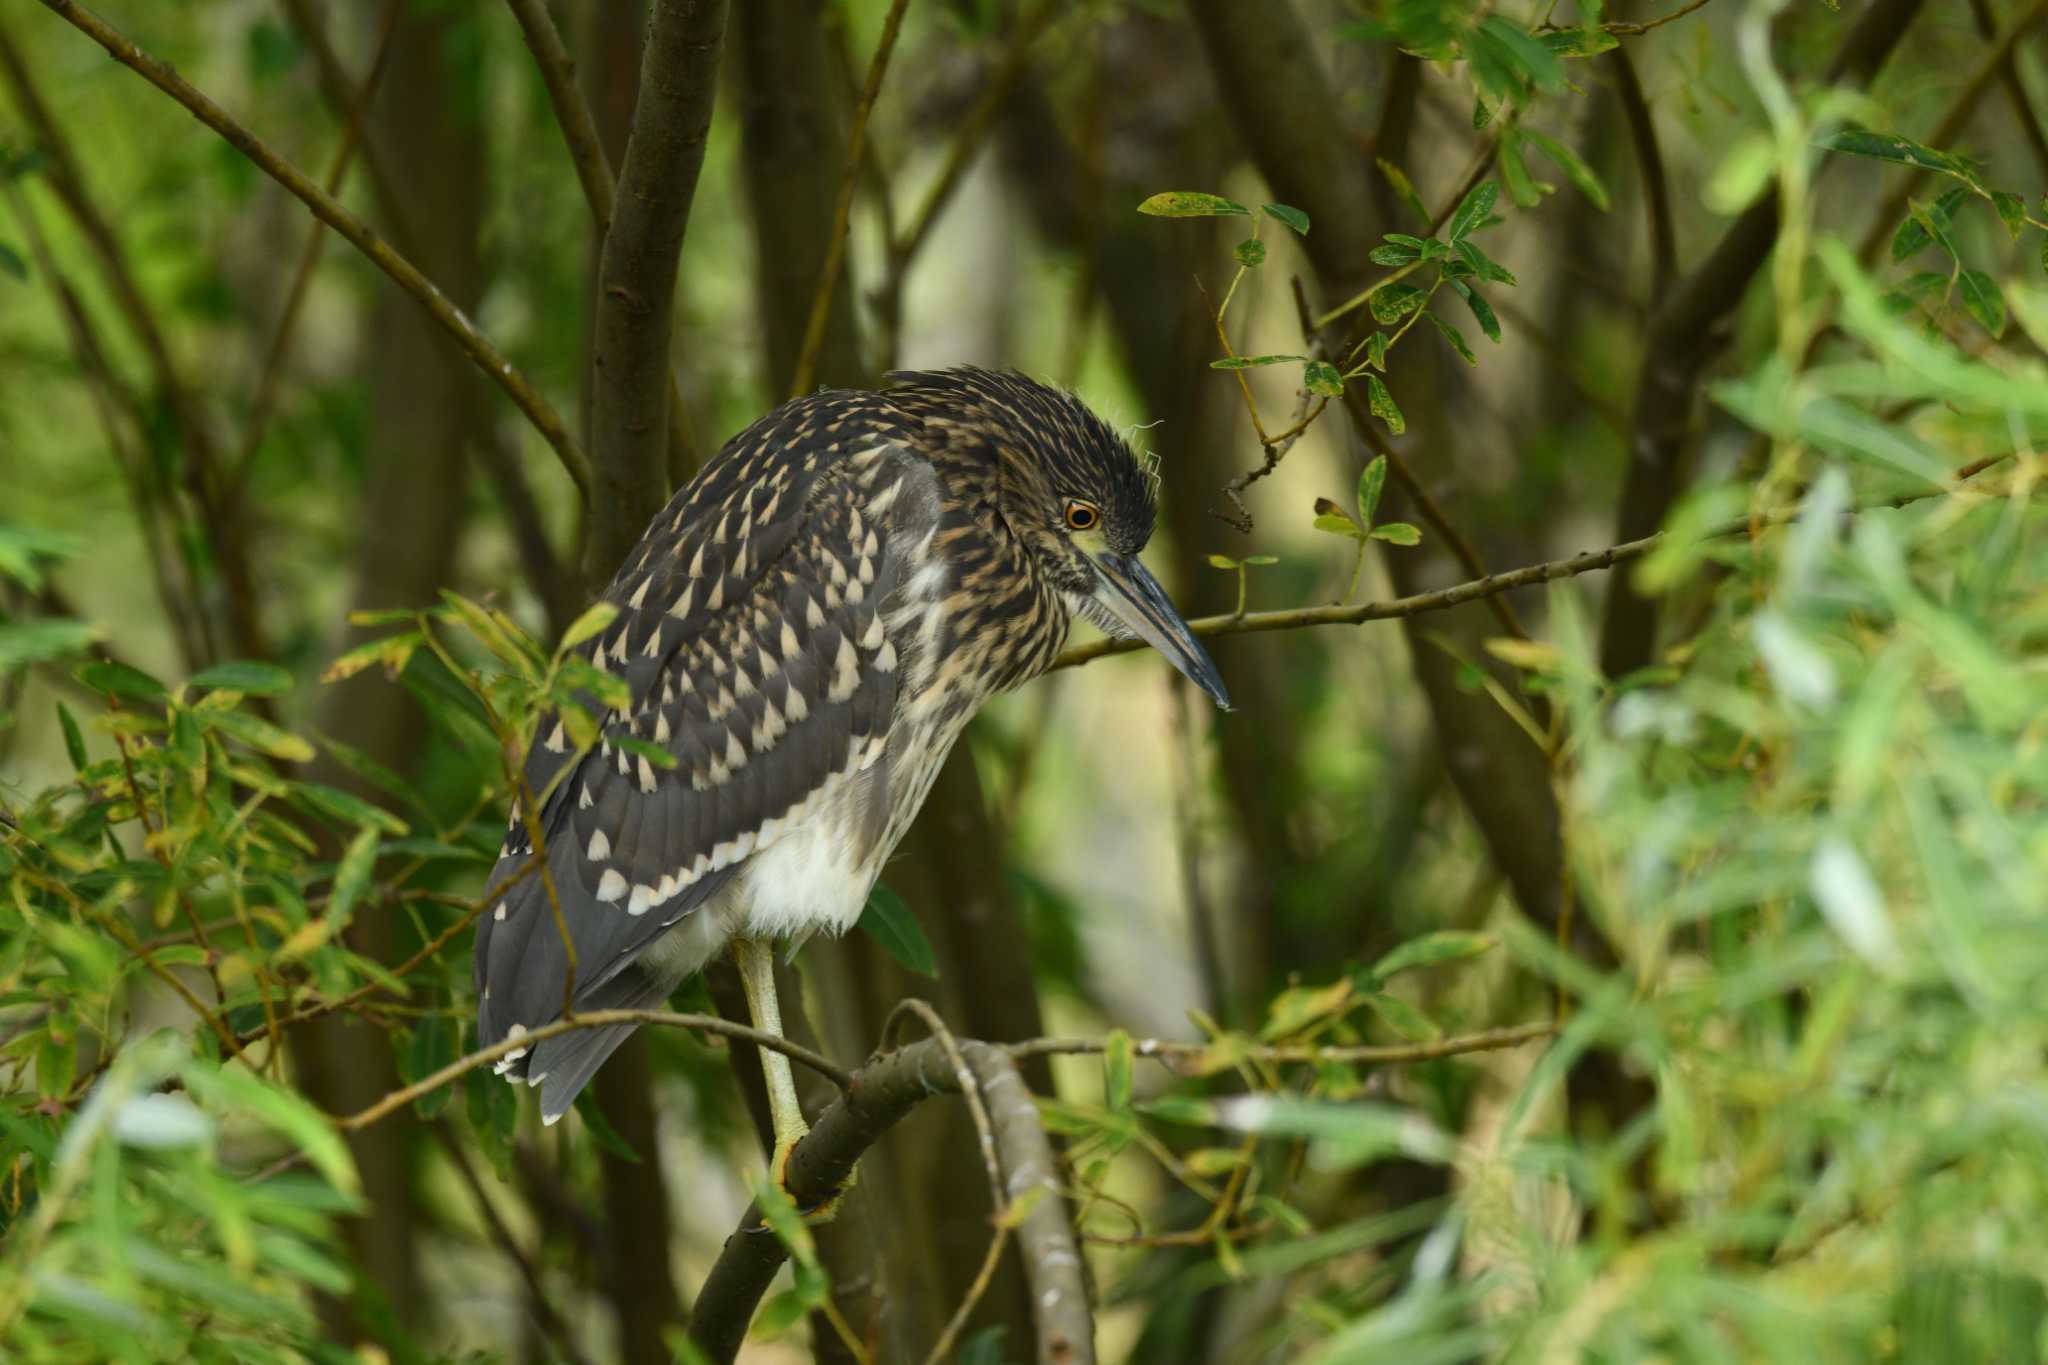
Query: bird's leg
xmin=733 ymin=936 xmax=809 ymax=1182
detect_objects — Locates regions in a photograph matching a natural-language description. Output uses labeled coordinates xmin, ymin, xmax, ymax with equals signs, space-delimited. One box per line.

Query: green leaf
xmin=1206 ymin=554 xmax=1241 ymax=570
xmin=1521 ymin=128 xmax=1610 ymax=211
xmin=1356 ymin=456 xmax=1388 ymax=527
xmin=1303 ymin=360 xmax=1345 ymax=397
xmin=1991 ymin=190 xmax=2026 ymax=239
xmin=1451 ymin=280 xmax=1502 ymax=341
xmin=0 ymin=619 xmax=101 ymax=672
xmin=1500 ymin=132 xmax=1546 ymax=207
xmin=1361 ymin=992 xmax=1440 ymax=1041
xmin=209 ymin=709 xmax=318 ymax=764
xmin=404 ymin=1014 xmax=456 ymax=1121
xmin=1209 ymin=353 xmax=1306 ymax=369
xmin=77 ymin=658 xmax=166 ymax=702
xmin=326 ymin=826 xmax=381 ymax=935
xmin=1376 ymin=158 xmax=1429 ymax=225
xmin=857 ymin=883 xmax=936 ymax=977
xmin=1233 ymin=238 xmax=1267 ymax=267
xmin=1367 ymin=522 xmax=1422 ymax=546
xmin=1136 ymin=191 xmax=1251 ymax=218
xmin=1103 ymin=1029 xmax=1134 ymax=1112
xmin=1368 ymin=283 xmax=1427 ymax=326
xmin=1892 ymin=188 xmax=1968 ymax=262
xmin=1819 ymin=128 xmax=1979 ymax=180
xmin=1447 ymin=180 xmax=1498 ymax=243
xmin=189 ymin=660 xmax=293 ymax=695
xmin=0 ymin=242 xmax=25 ymax=282
xmin=1424 ymin=310 xmax=1477 ymax=365
xmin=57 ymin=700 xmax=87 ymax=771
xmin=1454 ymin=240 xmax=1516 ymax=286
xmin=1958 ymin=269 xmax=2006 ymax=338
xmin=1365 ymin=375 xmax=1405 ymax=435
xmin=1370 ymin=930 xmax=1495 ymax=979
xmin=1369 ymin=241 xmax=1419 ymax=266
xmin=558 ymin=601 xmax=618 ymax=652
xmin=291 ymin=781 xmax=410 ymax=835
xmin=1540 ymin=26 xmax=1619 ymax=56
xmin=1471 ymin=17 xmax=1566 ymax=95
xmin=613 ymin=734 xmax=679 ymax=769
xmin=1262 ymin=202 xmax=1310 ymax=235
xmin=1367 ymin=331 xmax=1390 ymax=371
xmin=1313 ymin=515 xmax=1367 ymax=540
xmin=1242 ymin=554 xmax=1279 ymax=566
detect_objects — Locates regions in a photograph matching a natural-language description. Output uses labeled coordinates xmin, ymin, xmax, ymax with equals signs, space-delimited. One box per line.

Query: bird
xmin=473 ymin=366 xmax=1228 ymax=1168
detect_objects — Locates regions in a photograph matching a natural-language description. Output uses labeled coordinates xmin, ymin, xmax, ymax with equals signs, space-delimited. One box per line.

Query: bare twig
xmin=36 ymin=0 xmax=594 ymax=500
xmin=790 ymin=0 xmax=911 ymax=398
xmin=339 ymin=1009 xmax=852 ymax=1131
xmin=1611 ymin=42 xmax=1677 ymax=298
xmin=232 ymin=0 xmax=404 ymax=511
xmin=505 ymin=0 xmax=617 ymax=234
xmin=1008 ymin=1021 xmax=1555 ymax=1068
xmin=1050 ymin=455 xmax=2009 ymax=671
xmin=435 ymin=1124 xmax=598 ymax=1365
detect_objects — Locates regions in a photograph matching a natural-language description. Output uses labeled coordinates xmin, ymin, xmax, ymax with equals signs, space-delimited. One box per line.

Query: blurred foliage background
xmin=2 ymin=0 xmax=2047 ymax=1360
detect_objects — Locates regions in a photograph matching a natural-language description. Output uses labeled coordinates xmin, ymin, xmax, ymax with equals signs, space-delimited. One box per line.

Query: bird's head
xmin=895 ymin=368 xmax=1229 ymax=710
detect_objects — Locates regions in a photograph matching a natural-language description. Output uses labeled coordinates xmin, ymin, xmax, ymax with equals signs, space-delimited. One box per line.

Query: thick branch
xmin=687 ymin=1036 xmax=1093 ymax=1365
xmin=1597 ymin=0 xmax=1927 ymax=678
xmin=585 ymin=0 xmax=728 ymax=586
xmin=36 ymin=0 xmax=594 ymax=501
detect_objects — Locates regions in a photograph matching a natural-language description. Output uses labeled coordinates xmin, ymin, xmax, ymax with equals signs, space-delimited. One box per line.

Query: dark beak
xmin=1089 ymin=553 xmax=1231 ymax=710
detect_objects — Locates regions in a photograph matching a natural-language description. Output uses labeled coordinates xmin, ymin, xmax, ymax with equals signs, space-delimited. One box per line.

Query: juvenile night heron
xmin=474 ymin=367 xmax=1227 ymax=1166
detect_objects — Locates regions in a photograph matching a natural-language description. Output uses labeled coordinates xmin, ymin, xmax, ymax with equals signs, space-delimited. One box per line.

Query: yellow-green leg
xmin=733 ymin=937 xmax=809 ymax=1179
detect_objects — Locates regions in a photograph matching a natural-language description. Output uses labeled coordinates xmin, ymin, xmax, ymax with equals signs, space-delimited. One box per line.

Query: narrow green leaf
xmin=1539 ymin=26 xmax=1619 ymax=56
xmin=77 ymin=659 xmax=166 ymax=702
xmin=1370 ymin=930 xmax=1496 ymax=979
xmin=857 ymin=884 xmax=937 ymax=977
xmin=189 ymin=660 xmax=293 ymax=696
xmin=291 ymin=780 xmax=410 ymax=835
xmin=1376 ymin=158 xmax=1429 ymax=225
xmin=1368 ymin=283 xmax=1427 ymax=325
xmin=1210 ymin=353 xmax=1306 ymax=369
xmin=1451 ymin=279 xmax=1502 ymax=341
xmin=1991 ymin=190 xmax=2026 ymax=239
xmin=1424 ymin=311 xmax=1477 ymax=365
xmin=1103 ymin=1029 xmax=1134 ymax=1112
xmin=1448 ymin=180 xmax=1499 ymax=243
xmin=1262 ymin=203 xmax=1310 ymax=235
xmin=57 ymin=700 xmax=87 ymax=771
xmin=1368 ymin=522 xmax=1422 ymax=546
xmin=1206 ymin=553 xmax=1241 ymax=570
xmin=1303 ymin=360 xmax=1345 ymax=397
xmin=1475 ymin=17 xmax=1566 ymax=92
xmin=1356 ymin=456 xmax=1388 ymax=528
xmin=1136 ymin=191 xmax=1251 ymax=218
xmin=327 ymin=827 xmax=381 ymax=934
xmin=613 ymin=734 xmax=679 ymax=769
xmin=209 ymin=709 xmax=318 ymax=764
xmin=1365 ymin=375 xmax=1405 ymax=435
xmin=404 ymin=1015 xmax=456 ymax=1121
xmin=558 ymin=601 xmax=618 ymax=652
xmin=1234 ymin=238 xmax=1267 ymax=267
xmin=1500 ymin=132 xmax=1545 ymax=207
xmin=1455 ymin=240 xmax=1517 ymax=286
xmin=1958 ymin=269 xmax=2006 ymax=338
xmin=1369 ymin=242 xmax=1419 ymax=266
xmin=1362 ymin=992 xmax=1441 ymax=1041
xmin=1242 ymin=554 xmax=1279 ymax=566
xmin=1521 ymin=128 xmax=1610 ymax=210
xmin=1818 ymin=128 xmax=1979 ymax=180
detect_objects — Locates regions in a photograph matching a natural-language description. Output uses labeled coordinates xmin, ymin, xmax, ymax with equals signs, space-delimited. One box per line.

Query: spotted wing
xmin=473 ymin=399 xmax=935 ymax=1119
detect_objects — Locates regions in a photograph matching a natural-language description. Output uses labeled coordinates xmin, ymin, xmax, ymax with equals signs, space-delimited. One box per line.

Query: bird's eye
xmin=1063 ymin=500 xmax=1101 ymax=532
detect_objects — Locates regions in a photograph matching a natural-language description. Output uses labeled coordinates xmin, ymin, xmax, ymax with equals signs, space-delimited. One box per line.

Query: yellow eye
xmin=1063 ymin=500 xmax=1101 ymax=532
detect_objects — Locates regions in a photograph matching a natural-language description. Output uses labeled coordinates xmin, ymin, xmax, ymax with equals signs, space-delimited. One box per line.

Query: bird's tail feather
xmin=528 ymin=970 xmax=671 ymax=1126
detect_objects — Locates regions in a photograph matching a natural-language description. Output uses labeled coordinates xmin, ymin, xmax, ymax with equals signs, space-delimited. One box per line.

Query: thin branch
xmin=1049 ymin=455 xmax=2009 ymax=671
xmin=338 ymin=1009 xmax=852 ymax=1131
xmin=434 ymin=1124 xmax=597 ymax=1365
xmin=789 ymin=0 xmax=912 ymax=398
xmin=505 ymin=0 xmax=617 ymax=235
xmin=36 ymin=0 xmax=594 ymax=501
xmin=1610 ymin=42 xmax=1676 ymax=298
xmin=231 ymin=0 xmax=404 ymax=511
xmin=272 ymin=0 xmax=420 ymax=256
xmin=1008 ymin=1021 xmax=1555 ymax=1068
xmin=874 ymin=0 xmax=1062 ymax=360
xmin=584 ymin=0 xmax=728 ymax=585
